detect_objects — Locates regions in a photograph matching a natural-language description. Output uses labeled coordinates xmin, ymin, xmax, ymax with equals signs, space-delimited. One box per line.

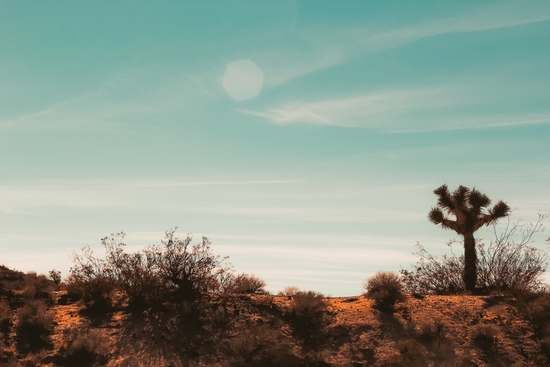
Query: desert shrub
xmin=400 ymin=243 xmax=464 ymax=295
xmin=224 ymin=324 xmax=300 ymax=367
xmin=364 ymin=272 xmax=405 ymax=311
xmin=17 ymin=299 xmax=53 ymax=332
xmin=401 ymin=213 xmax=549 ymax=294
xmin=477 ymin=214 xmax=549 ymax=292
xmin=150 ymin=229 xmax=228 ymax=302
xmin=417 ymin=320 xmax=455 ymax=361
xmin=515 ymin=289 xmax=550 ymax=337
xmin=64 ymin=278 xmax=84 ymax=302
xmin=0 ymin=264 xmax=24 ymax=283
xmin=225 ymin=273 xmax=267 ymax=294
xmin=253 ymin=293 xmax=275 ymax=309
xmin=16 ymin=299 xmax=54 ymax=352
xmin=290 ymin=290 xmax=326 ymax=316
xmin=20 ymin=272 xmax=53 ymax=302
xmin=67 ymin=245 xmax=116 ymax=312
xmin=287 ymin=290 xmax=327 ymax=344
xmin=471 ymin=324 xmax=500 ymax=351
xmin=278 ymin=286 xmax=300 ymax=297
xmin=0 ymin=299 xmax=11 ymax=332
xmin=418 ymin=320 xmax=446 ymax=344
xmin=61 ymin=329 xmax=107 ymax=366
xmin=49 ymin=269 xmax=62 ymax=285
xmin=69 ymin=229 xmax=230 ymax=311
xmin=381 ymin=339 xmax=427 ymax=367
xmin=101 ymin=233 xmax=167 ymax=310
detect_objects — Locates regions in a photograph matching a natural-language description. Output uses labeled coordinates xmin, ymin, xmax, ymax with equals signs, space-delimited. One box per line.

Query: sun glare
xmin=222 ymin=59 xmax=264 ymax=101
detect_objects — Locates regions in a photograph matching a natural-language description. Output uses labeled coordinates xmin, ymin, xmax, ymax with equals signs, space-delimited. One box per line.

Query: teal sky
xmin=1 ymin=1 xmax=550 ymax=295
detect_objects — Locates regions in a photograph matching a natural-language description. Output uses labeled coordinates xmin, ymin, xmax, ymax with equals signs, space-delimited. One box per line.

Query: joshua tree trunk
xmin=463 ymin=232 xmax=477 ymax=292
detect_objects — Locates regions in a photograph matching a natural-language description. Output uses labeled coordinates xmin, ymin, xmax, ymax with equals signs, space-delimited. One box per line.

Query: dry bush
xmin=224 ymin=324 xmax=299 ymax=367
xmin=70 ymin=233 xmax=165 ymax=311
xmin=516 ymin=290 xmax=550 ymax=336
xmin=381 ymin=339 xmax=428 ymax=367
xmin=0 ymin=264 xmax=24 ymax=288
xmin=400 ymin=243 xmax=464 ymax=295
xmin=17 ymin=299 xmax=53 ymax=332
xmin=102 ymin=235 xmax=166 ymax=310
xmin=20 ymin=272 xmax=53 ymax=302
xmin=287 ymin=290 xmax=327 ymax=345
xmin=66 ymin=274 xmax=114 ymax=312
xmin=418 ymin=319 xmax=446 ymax=344
xmin=289 ymin=290 xmax=326 ymax=318
xmin=150 ymin=229 xmax=229 ymax=303
xmin=278 ymin=286 xmax=300 ymax=297
xmin=225 ymin=273 xmax=267 ymax=295
xmin=68 ymin=245 xmax=116 ymax=312
xmin=69 ymin=229 xmax=230 ymax=312
xmin=364 ymin=272 xmax=405 ymax=311
xmin=417 ymin=320 xmax=455 ymax=361
xmin=508 ymin=287 xmax=550 ymax=361
xmin=16 ymin=299 xmax=54 ymax=352
xmin=61 ymin=329 xmax=108 ymax=366
xmin=471 ymin=324 xmax=500 ymax=352
xmin=48 ymin=269 xmax=62 ymax=285
xmin=0 ymin=299 xmax=11 ymax=333
xmin=401 ymin=213 xmax=549 ymax=294
xmin=253 ymin=293 xmax=275 ymax=309
xmin=470 ymin=324 xmax=512 ymax=365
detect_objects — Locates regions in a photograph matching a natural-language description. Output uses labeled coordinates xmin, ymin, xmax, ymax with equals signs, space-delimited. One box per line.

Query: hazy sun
xmin=222 ymin=59 xmax=264 ymax=101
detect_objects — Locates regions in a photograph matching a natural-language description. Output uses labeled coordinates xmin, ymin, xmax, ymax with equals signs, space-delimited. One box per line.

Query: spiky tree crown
xmin=428 ymin=184 xmax=510 ymax=234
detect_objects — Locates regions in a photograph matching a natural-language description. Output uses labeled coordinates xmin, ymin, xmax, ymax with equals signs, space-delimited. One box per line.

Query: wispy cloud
xmin=0 ymin=66 xmax=222 ymax=131
xmin=263 ymin=1 xmax=550 ymax=86
xmin=255 ymin=45 xmax=347 ymax=88
xmin=242 ymin=83 xmax=550 ymax=131
xmin=0 ymin=179 xmax=298 ymax=210
xmin=362 ymin=2 xmax=550 ymax=51
xmin=241 ymin=88 xmax=455 ymax=128
xmin=387 ymin=113 xmax=550 ymax=133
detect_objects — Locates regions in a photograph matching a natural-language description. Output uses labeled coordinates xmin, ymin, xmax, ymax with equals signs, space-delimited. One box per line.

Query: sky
xmin=1 ymin=1 xmax=550 ymax=296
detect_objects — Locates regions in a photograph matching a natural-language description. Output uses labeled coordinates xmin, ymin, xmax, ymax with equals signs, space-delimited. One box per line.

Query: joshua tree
xmin=428 ymin=185 xmax=510 ymax=292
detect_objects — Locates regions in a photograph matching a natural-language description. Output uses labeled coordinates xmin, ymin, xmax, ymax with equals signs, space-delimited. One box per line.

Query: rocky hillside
xmin=1 ymin=285 xmax=549 ymax=367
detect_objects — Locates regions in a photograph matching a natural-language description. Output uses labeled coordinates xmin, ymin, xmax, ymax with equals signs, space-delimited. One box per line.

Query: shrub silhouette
xmin=225 ymin=273 xmax=267 ymax=294
xmin=282 ymin=289 xmax=327 ymax=347
xmin=0 ymin=300 xmax=11 ymax=333
xmin=364 ymin=272 xmax=405 ymax=311
xmin=428 ymin=184 xmax=510 ymax=292
xmin=416 ymin=319 xmax=455 ymax=361
xmin=69 ymin=229 xmax=230 ymax=311
xmin=401 ymin=213 xmax=549 ymax=294
xmin=146 ymin=229 xmax=228 ymax=303
xmin=278 ymin=286 xmax=300 ymax=297
xmin=289 ymin=290 xmax=326 ymax=320
xmin=382 ymin=339 xmax=428 ymax=367
xmin=48 ymin=269 xmax=62 ymax=286
xmin=224 ymin=324 xmax=300 ymax=367
xmin=61 ymin=329 xmax=107 ymax=366
xmin=16 ymin=299 xmax=54 ymax=352
xmin=471 ymin=324 xmax=500 ymax=352
xmin=67 ymin=246 xmax=116 ymax=312
xmin=19 ymin=272 xmax=54 ymax=305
